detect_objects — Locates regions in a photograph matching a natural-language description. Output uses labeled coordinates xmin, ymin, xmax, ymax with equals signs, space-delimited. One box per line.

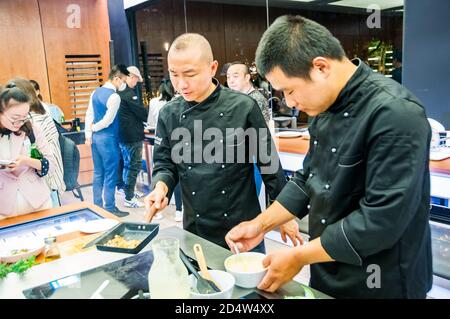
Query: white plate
xmin=0 ymin=238 xmax=45 ymax=264
xmin=275 ymin=131 xmax=303 ymax=138
xmin=79 ymin=219 xmax=120 ymax=234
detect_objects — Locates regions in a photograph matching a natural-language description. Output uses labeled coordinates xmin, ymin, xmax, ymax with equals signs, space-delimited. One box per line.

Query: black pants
xmin=174 ymin=183 xmax=182 ymax=211
xmin=119 ymin=141 xmax=143 ymax=201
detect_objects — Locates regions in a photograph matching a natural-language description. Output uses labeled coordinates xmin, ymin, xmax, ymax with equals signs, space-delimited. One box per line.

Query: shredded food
xmin=104 ymin=235 xmax=141 ymax=249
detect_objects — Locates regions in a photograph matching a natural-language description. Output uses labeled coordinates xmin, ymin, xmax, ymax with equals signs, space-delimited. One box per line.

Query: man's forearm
xmin=256 ymin=201 xmax=298 ymax=233
xmin=294 ymin=237 xmax=334 ymax=266
xmin=256 ymin=202 xmax=334 ymax=265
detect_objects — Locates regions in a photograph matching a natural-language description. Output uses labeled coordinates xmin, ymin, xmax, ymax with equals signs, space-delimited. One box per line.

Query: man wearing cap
xmin=118 ymin=66 xmax=149 ymax=208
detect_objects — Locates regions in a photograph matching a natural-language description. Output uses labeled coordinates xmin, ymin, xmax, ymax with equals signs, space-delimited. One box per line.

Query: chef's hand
xmin=258 ymin=247 xmax=305 ymax=293
xmin=279 ymin=219 xmax=304 ymax=246
xmin=144 ymin=181 xmax=169 ymax=222
xmin=225 ymin=220 xmax=265 ymax=253
xmin=85 ymin=138 xmax=92 ymax=146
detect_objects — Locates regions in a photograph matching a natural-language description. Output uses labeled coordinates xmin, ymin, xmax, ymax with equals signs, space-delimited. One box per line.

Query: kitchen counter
xmin=0 ymin=203 xmax=330 ymax=299
xmin=274 ymin=136 xmax=450 ymax=175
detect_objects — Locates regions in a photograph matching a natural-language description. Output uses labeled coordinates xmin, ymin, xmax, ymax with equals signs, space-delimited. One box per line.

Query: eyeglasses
xmin=4 ymin=113 xmax=31 ymax=126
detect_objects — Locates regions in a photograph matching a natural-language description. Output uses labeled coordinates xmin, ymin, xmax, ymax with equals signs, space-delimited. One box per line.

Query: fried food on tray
xmin=104 ymin=235 xmax=141 ymax=249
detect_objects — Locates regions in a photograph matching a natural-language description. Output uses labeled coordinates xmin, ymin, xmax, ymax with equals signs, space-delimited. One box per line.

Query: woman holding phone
xmin=0 ymin=84 xmax=55 ymax=219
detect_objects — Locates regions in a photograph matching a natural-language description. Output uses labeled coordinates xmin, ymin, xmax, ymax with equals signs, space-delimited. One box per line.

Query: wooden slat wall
xmin=65 ymin=55 xmax=104 ymax=119
xmin=0 ymin=0 xmax=50 ymax=101
xmin=38 ymin=0 xmax=111 ymax=121
xmin=0 ymin=0 xmax=111 ymax=122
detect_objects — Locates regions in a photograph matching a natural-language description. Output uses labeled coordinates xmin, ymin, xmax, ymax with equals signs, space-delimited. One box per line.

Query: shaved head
xmin=169 ymin=33 xmax=214 ymax=64
xmin=167 ymin=33 xmax=218 ymax=103
xmin=226 ymin=62 xmax=252 ymax=93
xmin=227 ymin=63 xmax=249 ymax=75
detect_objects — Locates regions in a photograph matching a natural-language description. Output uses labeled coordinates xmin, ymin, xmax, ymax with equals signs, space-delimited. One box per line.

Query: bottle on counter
xmin=30 ymin=143 xmax=43 ymax=160
xmin=148 ymin=237 xmax=190 ymax=299
xmin=44 ymin=236 xmax=61 ymax=263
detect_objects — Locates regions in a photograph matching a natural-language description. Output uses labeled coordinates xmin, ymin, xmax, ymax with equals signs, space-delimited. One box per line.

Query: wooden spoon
xmin=193 ymin=243 xmax=222 ymax=291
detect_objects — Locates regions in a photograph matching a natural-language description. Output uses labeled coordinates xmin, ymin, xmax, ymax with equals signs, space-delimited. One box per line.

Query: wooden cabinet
xmin=0 ymin=0 xmax=111 ymax=122
xmin=77 ymin=144 xmax=93 ymax=186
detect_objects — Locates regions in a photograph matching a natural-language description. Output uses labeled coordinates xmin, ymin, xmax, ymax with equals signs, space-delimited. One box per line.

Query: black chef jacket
xmin=152 ymin=79 xmax=286 ymax=248
xmin=276 ymin=59 xmax=433 ymax=298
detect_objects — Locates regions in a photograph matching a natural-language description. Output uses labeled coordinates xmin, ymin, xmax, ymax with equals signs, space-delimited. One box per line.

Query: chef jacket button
xmin=224 ymin=213 xmax=228 ymax=217
xmin=325 ymin=184 xmax=330 ymax=190
xmin=321 ymin=218 xmax=326 ymax=224
xmin=220 ymin=139 xmax=223 ymax=143
xmin=196 ymin=214 xmax=200 ymax=218
xmin=192 ymin=191 xmax=196 ymax=195
xmin=344 ymin=112 xmax=349 ymax=117
xmin=185 ymin=142 xmax=189 ymax=146
xmin=182 ymin=115 xmax=186 ymax=119
xmin=309 ymin=173 xmax=313 ymax=178
xmin=307 ymin=204 xmax=311 ymax=209
xmin=221 ymin=164 xmax=225 ymax=168
xmin=220 ymin=112 xmax=224 ymax=117
xmin=331 ymin=148 xmax=337 ymax=153
xmin=313 ymin=140 xmax=318 ymax=145
xmin=188 ymin=166 xmax=192 ymax=170
xmin=221 ymin=190 xmax=226 ymax=194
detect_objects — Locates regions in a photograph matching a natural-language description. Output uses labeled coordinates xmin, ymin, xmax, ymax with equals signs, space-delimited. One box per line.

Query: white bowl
xmin=0 ymin=238 xmax=45 ymax=264
xmin=189 ymin=270 xmax=235 ymax=299
xmin=224 ymin=252 xmax=267 ymax=288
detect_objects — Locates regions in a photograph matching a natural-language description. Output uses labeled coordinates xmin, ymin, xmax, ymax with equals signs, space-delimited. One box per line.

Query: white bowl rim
xmin=224 ymin=252 xmax=268 ymax=274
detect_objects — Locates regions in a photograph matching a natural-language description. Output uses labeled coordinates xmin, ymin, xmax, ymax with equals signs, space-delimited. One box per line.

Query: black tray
xmin=94 ymin=222 xmax=159 ymax=254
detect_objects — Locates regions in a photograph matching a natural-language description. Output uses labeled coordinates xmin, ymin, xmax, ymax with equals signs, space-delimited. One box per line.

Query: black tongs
xmin=179 ymin=248 xmax=221 ymax=293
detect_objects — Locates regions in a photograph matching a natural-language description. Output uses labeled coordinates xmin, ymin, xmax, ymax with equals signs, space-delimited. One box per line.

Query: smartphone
xmin=0 ymin=159 xmax=15 ymax=166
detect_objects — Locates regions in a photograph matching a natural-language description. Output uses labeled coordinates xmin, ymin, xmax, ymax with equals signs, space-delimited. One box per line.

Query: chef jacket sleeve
xmin=247 ymin=102 xmax=287 ymax=201
xmin=150 ymin=111 xmax=178 ymax=198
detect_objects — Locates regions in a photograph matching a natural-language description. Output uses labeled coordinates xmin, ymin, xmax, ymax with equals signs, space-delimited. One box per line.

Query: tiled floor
xmin=60 ymin=184 xmax=311 ymax=286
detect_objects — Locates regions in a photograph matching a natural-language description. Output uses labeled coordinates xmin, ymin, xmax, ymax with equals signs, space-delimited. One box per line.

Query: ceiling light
xmin=329 ymin=0 xmax=403 ymax=10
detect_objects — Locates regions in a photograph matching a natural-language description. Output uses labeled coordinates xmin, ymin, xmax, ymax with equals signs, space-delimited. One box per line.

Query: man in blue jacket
xmin=85 ymin=64 xmax=130 ymax=217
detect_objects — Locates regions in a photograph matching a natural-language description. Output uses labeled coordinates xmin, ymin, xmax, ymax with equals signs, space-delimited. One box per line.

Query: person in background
xmin=225 ymin=15 xmax=432 ymax=299
xmin=147 ymin=78 xmax=183 ymax=222
xmin=226 ymin=61 xmax=271 ymax=122
xmin=29 ymin=80 xmax=65 ymax=124
xmin=144 ymin=33 xmax=302 ymax=250
xmin=147 ymin=79 xmax=175 ymax=129
xmin=10 ymin=78 xmax=65 ymax=206
xmin=85 ymin=64 xmax=130 ymax=217
xmin=0 ymin=84 xmax=55 ymax=218
xmin=253 ymin=73 xmax=271 ymax=99
xmin=117 ymin=66 xmax=148 ymax=208
xmin=392 ymin=50 xmax=402 ymax=84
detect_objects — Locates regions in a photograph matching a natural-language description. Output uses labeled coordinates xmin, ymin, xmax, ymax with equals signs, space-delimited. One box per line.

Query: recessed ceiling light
xmin=329 ymin=0 xmax=403 ymax=10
